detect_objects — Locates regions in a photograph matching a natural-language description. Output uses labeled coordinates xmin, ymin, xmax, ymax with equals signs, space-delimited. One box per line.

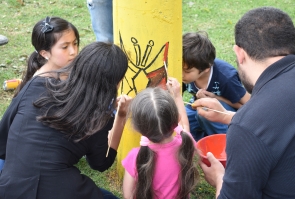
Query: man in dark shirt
xmin=193 ymin=7 xmax=295 ymax=199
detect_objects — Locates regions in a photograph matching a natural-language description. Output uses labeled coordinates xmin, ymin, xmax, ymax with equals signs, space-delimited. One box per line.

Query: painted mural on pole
xmin=119 ymin=32 xmax=169 ymax=95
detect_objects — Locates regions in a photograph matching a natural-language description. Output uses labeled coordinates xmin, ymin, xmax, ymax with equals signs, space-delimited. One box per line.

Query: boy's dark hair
xmin=34 ymin=42 xmax=128 ymax=141
xmin=183 ymin=31 xmax=216 ymax=72
xmin=129 ymin=87 xmax=199 ymax=199
xmin=14 ymin=16 xmax=80 ymax=97
xmin=235 ymin=7 xmax=295 ymax=61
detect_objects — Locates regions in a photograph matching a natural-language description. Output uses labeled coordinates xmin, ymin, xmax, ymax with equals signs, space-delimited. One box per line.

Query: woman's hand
xmin=108 ymin=94 xmax=132 ymax=151
xmin=116 ymin=94 xmax=132 ymax=118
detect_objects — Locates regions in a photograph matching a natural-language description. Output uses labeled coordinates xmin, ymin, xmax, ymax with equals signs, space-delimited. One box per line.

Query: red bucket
xmin=196 ymin=134 xmax=226 ymax=167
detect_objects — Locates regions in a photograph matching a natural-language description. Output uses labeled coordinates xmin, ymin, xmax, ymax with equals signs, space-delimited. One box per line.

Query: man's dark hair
xmin=235 ymin=7 xmax=295 ymax=61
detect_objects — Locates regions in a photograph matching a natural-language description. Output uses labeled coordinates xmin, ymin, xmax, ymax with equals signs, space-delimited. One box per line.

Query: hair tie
xmin=40 ymin=16 xmax=54 ymax=33
xmin=140 ymin=136 xmax=150 ymax=146
xmin=174 ymin=125 xmax=183 ymax=135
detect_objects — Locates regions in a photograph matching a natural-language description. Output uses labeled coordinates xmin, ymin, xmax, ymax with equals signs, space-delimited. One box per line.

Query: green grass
xmin=1 ymin=0 xmax=295 ymax=198
xmin=182 ymin=0 xmax=295 ymax=65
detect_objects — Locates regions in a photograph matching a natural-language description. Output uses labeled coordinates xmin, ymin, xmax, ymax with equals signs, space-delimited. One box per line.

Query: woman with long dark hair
xmin=0 ymin=42 xmax=130 ymax=199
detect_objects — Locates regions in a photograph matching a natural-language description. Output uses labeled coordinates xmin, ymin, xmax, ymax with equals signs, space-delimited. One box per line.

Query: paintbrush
xmin=183 ymin=101 xmax=230 ymax=115
xmin=162 ymin=42 xmax=176 ymax=96
xmin=163 ymin=42 xmax=169 ymax=77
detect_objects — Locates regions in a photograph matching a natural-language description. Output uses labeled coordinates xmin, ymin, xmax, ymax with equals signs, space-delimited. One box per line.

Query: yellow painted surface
xmin=113 ymin=0 xmax=182 ymax=178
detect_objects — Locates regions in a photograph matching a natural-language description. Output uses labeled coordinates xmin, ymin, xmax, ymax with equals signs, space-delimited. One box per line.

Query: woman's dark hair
xmin=128 ymin=87 xmax=198 ymax=199
xmin=34 ymin=42 xmax=128 ymax=141
xmin=183 ymin=31 xmax=216 ymax=73
xmin=14 ymin=16 xmax=80 ymax=97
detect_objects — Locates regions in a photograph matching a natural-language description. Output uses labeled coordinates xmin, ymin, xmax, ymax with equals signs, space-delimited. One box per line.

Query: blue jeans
xmin=100 ymin=188 xmax=119 ymax=199
xmin=87 ymin=0 xmax=113 ymax=42
xmin=0 ymin=159 xmax=4 ymax=171
xmin=185 ymin=100 xmax=236 ymax=141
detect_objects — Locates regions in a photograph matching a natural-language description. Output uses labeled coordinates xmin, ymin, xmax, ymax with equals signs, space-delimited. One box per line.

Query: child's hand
xmin=117 ymin=94 xmax=132 ymax=118
xmin=196 ymin=89 xmax=216 ymax=99
xmin=166 ymin=77 xmax=181 ymax=98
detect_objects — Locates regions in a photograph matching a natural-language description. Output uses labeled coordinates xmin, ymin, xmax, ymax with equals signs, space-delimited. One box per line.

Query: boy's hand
xmin=196 ymin=89 xmax=216 ymax=99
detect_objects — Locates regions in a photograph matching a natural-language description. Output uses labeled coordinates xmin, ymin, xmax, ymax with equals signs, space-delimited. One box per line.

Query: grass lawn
xmin=1 ymin=0 xmax=295 ymax=198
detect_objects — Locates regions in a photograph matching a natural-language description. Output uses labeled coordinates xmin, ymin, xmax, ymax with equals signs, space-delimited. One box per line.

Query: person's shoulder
xmin=213 ymin=58 xmax=238 ymax=78
xmin=214 ymin=58 xmax=235 ymax=68
xmin=16 ymin=76 xmax=46 ymax=96
xmin=127 ymin=147 xmax=140 ymax=157
xmin=27 ymin=76 xmax=48 ymax=85
xmin=122 ymin=147 xmax=140 ymax=166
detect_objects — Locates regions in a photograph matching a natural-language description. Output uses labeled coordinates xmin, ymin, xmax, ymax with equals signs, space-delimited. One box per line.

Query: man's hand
xmin=199 ymin=152 xmax=225 ymax=198
xmin=199 ymin=152 xmax=225 ymax=187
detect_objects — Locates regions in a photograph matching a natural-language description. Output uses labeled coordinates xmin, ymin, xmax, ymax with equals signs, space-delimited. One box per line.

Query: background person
xmin=15 ymin=16 xmax=80 ymax=96
xmin=87 ymin=0 xmax=113 ymax=42
xmin=0 ymin=16 xmax=80 ymax=170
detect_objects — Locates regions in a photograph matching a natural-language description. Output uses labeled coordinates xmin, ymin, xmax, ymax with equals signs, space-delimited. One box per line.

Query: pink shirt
xmin=122 ymin=135 xmax=182 ymax=199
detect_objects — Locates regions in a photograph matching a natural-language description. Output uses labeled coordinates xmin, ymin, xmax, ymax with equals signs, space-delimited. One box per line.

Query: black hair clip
xmin=40 ymin=16 xmax=54 ymax=33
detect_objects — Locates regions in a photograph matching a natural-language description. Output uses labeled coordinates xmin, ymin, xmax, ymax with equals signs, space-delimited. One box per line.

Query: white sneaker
xmin=0 ymin=35 xmax=8 ymax=46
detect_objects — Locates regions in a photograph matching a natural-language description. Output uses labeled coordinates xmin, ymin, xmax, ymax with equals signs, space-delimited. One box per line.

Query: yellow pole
xmin=113 ymin=0 xmax=182 ymax=178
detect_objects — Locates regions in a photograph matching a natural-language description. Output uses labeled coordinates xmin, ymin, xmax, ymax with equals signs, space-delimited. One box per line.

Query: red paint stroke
xmin=163 ymin=42 xmax=169 ymax=62
xmin=146 ymin=66 xmax=167 ymax=90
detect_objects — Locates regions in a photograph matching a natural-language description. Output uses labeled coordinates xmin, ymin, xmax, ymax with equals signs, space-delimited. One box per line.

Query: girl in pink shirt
xmin=122 ymin=78 xmax=199 ymax=199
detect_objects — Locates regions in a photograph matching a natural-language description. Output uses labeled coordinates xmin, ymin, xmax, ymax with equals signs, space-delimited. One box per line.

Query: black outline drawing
xmin=119 ymin=31 xmax=169 ymax=95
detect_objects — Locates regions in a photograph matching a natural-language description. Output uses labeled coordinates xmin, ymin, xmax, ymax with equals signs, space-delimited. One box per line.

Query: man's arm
xmin=197 ymin=89 xmax=250 ymax=109
xmin=219 ymin=125 xmax=271 ymax=198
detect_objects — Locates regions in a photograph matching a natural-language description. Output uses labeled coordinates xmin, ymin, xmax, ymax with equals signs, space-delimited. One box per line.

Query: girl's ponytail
xmin=177 ymin=131 xmax=199 ymax=199
xmin=135 ymin=146 xmax=155 ymax=199
xmin=14 ymin=51 xmax=45 ymax=97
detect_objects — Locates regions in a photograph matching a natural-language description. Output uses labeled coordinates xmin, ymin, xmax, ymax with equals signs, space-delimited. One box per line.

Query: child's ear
xmin=233 ymin=45 xmax=245 ymax=65
xmin=40 ymin=50 xmax=50 ymax=60
xmin=204 ymin=67 xmax=211 ymax=73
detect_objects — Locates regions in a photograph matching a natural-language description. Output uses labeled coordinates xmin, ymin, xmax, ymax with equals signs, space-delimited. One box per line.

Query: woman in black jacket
xmin=0 ymin=42 xmax=130 ymax=199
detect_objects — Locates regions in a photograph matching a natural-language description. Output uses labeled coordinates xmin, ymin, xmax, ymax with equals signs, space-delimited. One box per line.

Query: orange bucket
xmin=196 ymin=134 xmax=227 ymax=167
